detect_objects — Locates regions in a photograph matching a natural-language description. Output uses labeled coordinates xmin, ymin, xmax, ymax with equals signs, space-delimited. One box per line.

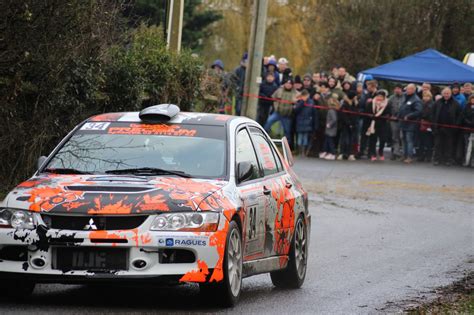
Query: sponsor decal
xmin=158 ymin=235 xmax=209 ymax=247
xmin=107 ymin=124 xmax=197 ymax=137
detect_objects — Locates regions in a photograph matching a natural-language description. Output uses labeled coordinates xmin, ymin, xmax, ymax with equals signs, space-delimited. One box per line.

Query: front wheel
xmin=200 ymin=220 xmax=242 ymax=307
xmin=270 ymin=215 xmax=308 ymax=288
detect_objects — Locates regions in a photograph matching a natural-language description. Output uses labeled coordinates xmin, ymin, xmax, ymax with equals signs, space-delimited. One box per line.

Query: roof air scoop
xmin=139 ymin=104 xmax=180 ymax=123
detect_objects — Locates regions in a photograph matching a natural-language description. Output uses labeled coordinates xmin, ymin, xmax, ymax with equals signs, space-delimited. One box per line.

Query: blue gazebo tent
xmin=357 ymin=49 xmax=474 ymax=84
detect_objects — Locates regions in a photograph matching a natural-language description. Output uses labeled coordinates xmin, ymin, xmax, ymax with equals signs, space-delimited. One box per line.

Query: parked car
xmin=0 ymin=104 xmax=310 ymax=306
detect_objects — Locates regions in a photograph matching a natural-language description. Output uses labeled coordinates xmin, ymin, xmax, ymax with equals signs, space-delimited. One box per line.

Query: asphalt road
xmin=1 ymin=158 xmax=472 ymax=314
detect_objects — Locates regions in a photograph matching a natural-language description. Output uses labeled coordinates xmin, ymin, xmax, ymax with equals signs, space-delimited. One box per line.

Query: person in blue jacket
xmin=452 ymin=82 xmax=466 ymax=109
xmin=294 ymin=89 xmax=318 ymax=157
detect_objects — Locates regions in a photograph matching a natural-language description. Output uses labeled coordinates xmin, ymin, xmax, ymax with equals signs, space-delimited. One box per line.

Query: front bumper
xmin=0 ymin=213 xmax=225 ymax=283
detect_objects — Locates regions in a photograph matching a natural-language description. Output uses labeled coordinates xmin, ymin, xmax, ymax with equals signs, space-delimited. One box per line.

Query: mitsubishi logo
xmin=84 ymin=218 xmax=98 ymax=230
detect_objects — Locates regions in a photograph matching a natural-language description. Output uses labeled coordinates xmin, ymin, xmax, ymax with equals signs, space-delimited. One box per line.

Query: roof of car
xmin=87 ymin=111 xmax=244 ymax=126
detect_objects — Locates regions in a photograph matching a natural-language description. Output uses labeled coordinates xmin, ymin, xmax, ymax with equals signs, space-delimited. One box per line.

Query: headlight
xmin=0 ymin=209 xmax=35 ymax=229
xmin=150 ymin=212 xmax=219 ymax=232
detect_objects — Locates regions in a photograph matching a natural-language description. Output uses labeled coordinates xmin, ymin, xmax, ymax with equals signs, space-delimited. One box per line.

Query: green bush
xmin=0 ymin=2 xmax=204 ymax=192
xmin=104 ymin=25 xmax=204 ymax=112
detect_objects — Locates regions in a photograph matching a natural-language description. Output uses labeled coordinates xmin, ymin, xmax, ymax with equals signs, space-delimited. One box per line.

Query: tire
xmin=0 ymin=280 xmax=35 ymax=299
xmin=270 ymin=215 xmax=308 ymax=288
xmin=200 ymin=220 xmax=242 ymax=307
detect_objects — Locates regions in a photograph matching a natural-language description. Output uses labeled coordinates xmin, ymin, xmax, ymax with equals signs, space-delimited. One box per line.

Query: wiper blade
xmin=105 ymin=167 xmax=192 ymax=178
xmin=43 ymin=168 xmax=92 ymax=175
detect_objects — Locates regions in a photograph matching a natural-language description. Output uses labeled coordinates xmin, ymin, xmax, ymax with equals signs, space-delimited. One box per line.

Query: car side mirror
xmin=37 ymin=156 xmax=47 ymax=171
xmin=237 ymin=161 xmax=254 ymax=183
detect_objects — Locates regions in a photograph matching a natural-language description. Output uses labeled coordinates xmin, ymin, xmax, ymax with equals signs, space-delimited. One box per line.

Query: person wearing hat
xmin=303 ymin=73 xmax=316 ymax=98
xmin=294 ymin=89 xmax=318 ymax=157
xmin=277 ymin=57 xmax=292 ymax=85
xmin=264 ymin=78 xmax=298 ymax=148
xmin=257 ymin=72 xmax=279 ymax=126
xmin=452 ymin=82 xmax=466 ymax=109
xmin=264 ymin=59 xmax=280 ymax=86
xmin=388 ymin=83 xmax=404 ymax=160
xmin=293 ymin=75 xmax=304 ymax=92
xmin=230 ymin=52 xmax=248 ymax=116
xmin=201 ymin=59 xmax=228 ymax=114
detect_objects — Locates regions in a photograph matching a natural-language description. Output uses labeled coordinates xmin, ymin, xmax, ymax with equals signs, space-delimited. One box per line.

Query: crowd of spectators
xmin=204 ymin=53 xmax=474 ymax=167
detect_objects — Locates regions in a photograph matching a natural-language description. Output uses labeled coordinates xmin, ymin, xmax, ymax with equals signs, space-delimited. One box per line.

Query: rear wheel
xmin=270 ymin=215 xmax=308 ymax=288
xmin=200 ymin=220 xmax=242 ymax=307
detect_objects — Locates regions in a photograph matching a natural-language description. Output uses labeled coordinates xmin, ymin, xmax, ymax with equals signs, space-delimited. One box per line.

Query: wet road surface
xmin=0 ymin=158 xmax=472 ymax=314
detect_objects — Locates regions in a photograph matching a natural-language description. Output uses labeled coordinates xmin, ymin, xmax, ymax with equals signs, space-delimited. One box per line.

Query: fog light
xmin=132 ymin=259 xmax=147 ymax=270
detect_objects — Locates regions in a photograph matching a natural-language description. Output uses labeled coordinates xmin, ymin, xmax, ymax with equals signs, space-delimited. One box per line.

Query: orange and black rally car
xmin=0 ymin=104 xmax=310 ymax=306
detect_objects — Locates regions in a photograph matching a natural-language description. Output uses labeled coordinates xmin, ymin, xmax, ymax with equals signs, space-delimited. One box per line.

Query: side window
xmin=235 ymin=128 xmax=261 ymax=181
xmin=270 ymin=142 xmax=283 ymax=172
xmin=249 ymin=127 xmax=279 ymax=176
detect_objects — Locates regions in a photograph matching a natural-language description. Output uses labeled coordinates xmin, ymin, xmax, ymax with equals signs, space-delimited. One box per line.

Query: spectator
xmin=356 ymin=81 xmax=364 ymax=98
xmin=257 ymin=72 xmax=279 ymax=126
xmin=294 ymin=75 xmax=304 ymax=92
xmin=265 ymin=59 xmax=280 ymax=86
xmin=311 ymin=82 xmax=331 ymax=157
xmin=303 ymin=73 xmax=316 ymax=97
xmin=294 ymin=90 xmax=318 ymax=157
xmin=319 ymin=97 xmax=339 ymax=160
xmin=358 ymin=80 xmax=378 ymax=158
xmin=431 ymin=87 xmax=462 ymax=166
xmin=331 ymin=66 xmax=339 ymax=79
xmin=452 ymin=82 xmax=466 ymax=109
xmin=463 ymin=82 xmax=472 ymax=100
xmin=388 ymin=84 xmax=404 ymax=160
xmin=312 ymin=72 xmax=321 ymax=87
xmin=277 ymin=57 xmax=292 ymax=84
xmin=264 ymin=78 xmax=297 ymax=147
xmin=341 ymin=80 xmax=352 ymax=96
xmin=338 ymin=91 xmax=358 ymax=160
xmin=319 ymin=72 xmax=329 ymax=83
xmin=328 ymin=76 xmax=345 ymax=100
xmin=231 ymin=52 xmax=248 ymax=116
xmin=364 ymin=90 xmax=390 ymax=161
xmin=398 ymin=83 xmax=423 ymax=164
xmin=337 ymin=66 xmax=356 ymax=87
xmin=418 ymin=91 xmax=434 ymax=162
xmin=462 ymin=95 xmax=474 ymax=166
xmin=202 ymin=59 xmax=227 ymax=114
xmin=417 ymin=82 xmax=432 ymax=99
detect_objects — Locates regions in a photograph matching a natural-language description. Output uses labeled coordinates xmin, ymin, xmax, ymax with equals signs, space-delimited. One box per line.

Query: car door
xmin=247 ymin=126 xmax=294 ymax=258
xmin=235 ymin=127 xmax=267 ymax=260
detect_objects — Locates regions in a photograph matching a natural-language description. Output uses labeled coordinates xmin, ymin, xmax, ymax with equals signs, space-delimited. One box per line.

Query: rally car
xmin=0 ymin=104 xmax=310 ymax=306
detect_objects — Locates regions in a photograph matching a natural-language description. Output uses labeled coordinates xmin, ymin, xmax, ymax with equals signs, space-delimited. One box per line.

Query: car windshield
xmin=44 ymin=122 xmax=227 ymax=178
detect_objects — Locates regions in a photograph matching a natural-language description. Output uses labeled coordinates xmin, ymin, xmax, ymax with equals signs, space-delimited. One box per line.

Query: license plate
xmin=53 ymin=247 xmax=128 ymax=271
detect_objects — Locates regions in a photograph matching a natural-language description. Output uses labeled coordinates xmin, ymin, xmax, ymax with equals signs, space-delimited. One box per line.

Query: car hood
xmin=5 ymin=174 xmax=231 ymax=215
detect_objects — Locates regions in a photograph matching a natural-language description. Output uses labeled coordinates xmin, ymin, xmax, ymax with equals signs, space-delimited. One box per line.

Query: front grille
xmin=42 ymin=214 xmax=148 ymax=230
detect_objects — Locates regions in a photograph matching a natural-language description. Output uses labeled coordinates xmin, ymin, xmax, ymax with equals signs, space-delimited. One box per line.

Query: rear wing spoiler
xmin=272 ymin=137 xmax=294 ymax=167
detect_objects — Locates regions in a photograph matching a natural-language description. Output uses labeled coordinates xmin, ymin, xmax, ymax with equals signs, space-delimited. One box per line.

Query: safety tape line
xmin=243 ymin=93 xmax=474 ymax=132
